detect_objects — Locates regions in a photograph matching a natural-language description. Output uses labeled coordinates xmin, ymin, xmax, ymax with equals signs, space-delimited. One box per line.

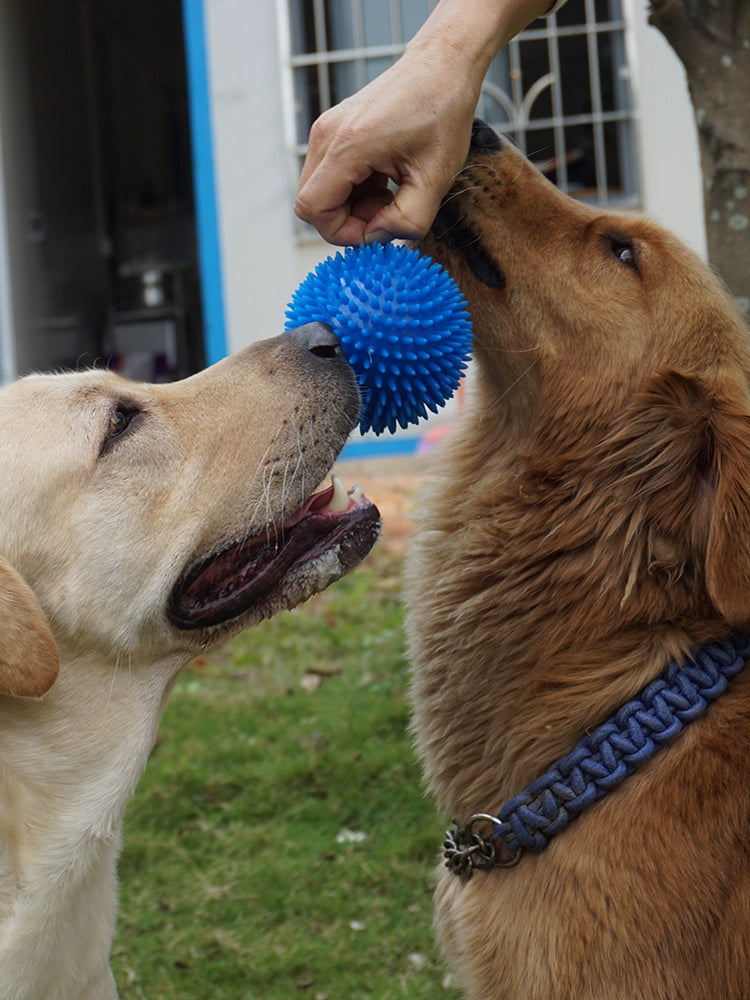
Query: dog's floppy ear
xmin=614 ymin=370 xmax=750 ymax=626
xmin=0 ymin=556 xmax=59 ymax=698
xmin=704 ymin=380 xmax=750 ymax=627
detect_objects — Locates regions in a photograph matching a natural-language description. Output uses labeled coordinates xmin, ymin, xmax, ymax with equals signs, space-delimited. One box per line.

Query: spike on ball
xmin=284 ymin=242 xmax=472 ymax=435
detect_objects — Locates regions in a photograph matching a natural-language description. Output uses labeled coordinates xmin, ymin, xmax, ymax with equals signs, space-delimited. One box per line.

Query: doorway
xmin=0 ymin=0 xmax=205 ymax=380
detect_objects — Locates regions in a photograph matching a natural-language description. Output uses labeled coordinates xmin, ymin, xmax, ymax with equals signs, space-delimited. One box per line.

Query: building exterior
xmin=0 ymin=0 xmax=703 ymax=387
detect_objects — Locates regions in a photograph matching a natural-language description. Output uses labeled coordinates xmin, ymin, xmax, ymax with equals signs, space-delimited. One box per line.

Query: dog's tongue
xmin=168 ymin=475 xmax=379 ymax=629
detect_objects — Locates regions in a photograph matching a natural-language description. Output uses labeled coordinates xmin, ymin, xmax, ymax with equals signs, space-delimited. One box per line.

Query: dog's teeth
xmin=327 ymin=474 xmax=350 ymax=512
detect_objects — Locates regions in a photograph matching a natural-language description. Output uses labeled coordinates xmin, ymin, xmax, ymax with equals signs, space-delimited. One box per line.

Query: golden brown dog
xmin=406 ymin=122 xmax=750 ymax=999
xmin=0 ymin=325 xmax=379 ymax=1000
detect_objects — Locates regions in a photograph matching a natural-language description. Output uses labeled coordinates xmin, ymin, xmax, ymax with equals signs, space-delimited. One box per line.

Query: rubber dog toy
xmin=284 ymin=242 xmax=472 ymax=435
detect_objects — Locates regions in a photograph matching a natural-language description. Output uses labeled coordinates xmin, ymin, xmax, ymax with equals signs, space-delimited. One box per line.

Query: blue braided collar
xmin=444 ymin=633 xmax=750 ymax=878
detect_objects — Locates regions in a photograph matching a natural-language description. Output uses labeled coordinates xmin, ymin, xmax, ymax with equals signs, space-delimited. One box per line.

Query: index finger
xmin=296 ymin=158 xmax=397 ymax=244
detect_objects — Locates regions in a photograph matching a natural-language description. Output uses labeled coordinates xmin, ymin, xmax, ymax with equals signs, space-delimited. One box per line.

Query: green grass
xmin=111 ymin=548 xmax=460 ymax=999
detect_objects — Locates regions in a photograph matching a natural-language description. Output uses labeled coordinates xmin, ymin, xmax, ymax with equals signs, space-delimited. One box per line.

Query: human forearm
xmin=406 ymin=0 xmax=560 ymax=93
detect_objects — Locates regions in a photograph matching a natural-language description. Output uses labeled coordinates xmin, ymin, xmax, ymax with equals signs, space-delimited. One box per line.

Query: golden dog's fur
xmin=0 ymin=327 xmax=379 ymax=999
xmin=406 ymin=126 xmax=750 ymax=999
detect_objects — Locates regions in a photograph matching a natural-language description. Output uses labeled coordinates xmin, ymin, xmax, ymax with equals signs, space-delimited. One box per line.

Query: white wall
xmin=204 ymin=0 xmax=304 ymax=354
xmin=624 ymin=0 xmax=705 ymax=257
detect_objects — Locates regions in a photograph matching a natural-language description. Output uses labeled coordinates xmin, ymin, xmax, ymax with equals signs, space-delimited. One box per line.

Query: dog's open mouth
xmin=168 ymin=475 xmax=380 ymax=629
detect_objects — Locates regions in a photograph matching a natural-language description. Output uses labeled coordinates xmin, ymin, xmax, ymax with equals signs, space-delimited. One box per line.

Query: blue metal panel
xmin=182 ymin=0 xmax=228 ymax=365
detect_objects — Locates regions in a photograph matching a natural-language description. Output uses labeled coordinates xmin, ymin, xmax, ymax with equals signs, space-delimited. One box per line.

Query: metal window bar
xmin=290 ymin=43 xmax=407 ymax=67
xmin=289 ymin=13 xmax=630 ymax=60
xmin=508 ymin=109 xmax=633 ymax=131
xmin=350 ymin=0 xmax=368 ymax=93
xmin=389 ymin=0 xmax=404 ymax=46
xmin=585 ymin=0 xmax=609 ymax=203
xmin=312 ymin=0 xmax=332 ymax=110
xmin=507 ymin=39 xmax=524 ymax=153
xmin=282 ymin=0 xmax=637 ymax=208
xmin=610 ymin=3 xmax=637 ymax=202
xmin=288 ymin=20 xmax=628 ymax=70
xmin=546 ymin=8 xmax=569 ymax=192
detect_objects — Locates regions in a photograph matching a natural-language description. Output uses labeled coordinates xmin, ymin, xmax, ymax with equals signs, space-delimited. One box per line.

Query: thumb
xmin=364 ymin=177 xmax=445 ymax=244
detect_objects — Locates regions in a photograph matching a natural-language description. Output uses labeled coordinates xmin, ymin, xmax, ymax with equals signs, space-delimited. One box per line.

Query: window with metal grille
xmin=281 ymin=0 xmax=638 ymax=227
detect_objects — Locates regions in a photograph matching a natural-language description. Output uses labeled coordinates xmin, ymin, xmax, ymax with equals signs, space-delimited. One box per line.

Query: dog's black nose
xmin=470 ymin=119 xmax=504 ymax=154
xmin=285 ymin=322 xmax=344 ymax=360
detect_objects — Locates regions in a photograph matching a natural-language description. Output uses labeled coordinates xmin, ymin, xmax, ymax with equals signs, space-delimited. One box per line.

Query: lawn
xmin=111 ymin=545 xmax=460 ymax=1000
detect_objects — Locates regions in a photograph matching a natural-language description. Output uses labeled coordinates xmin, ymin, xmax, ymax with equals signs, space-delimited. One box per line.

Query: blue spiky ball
xmin=284 ymin=243 xmax=472 ymax=435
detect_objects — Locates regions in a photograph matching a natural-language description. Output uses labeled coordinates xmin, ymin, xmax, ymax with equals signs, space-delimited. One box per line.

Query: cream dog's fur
xmin=407 ymin=124 xmax=750 ymax=998
xmin=0 ymin=326 xmax=379 ymax=999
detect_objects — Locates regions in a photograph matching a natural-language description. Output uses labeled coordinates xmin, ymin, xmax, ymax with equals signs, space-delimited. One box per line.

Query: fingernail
xmin=364 ymin=230 xmax=393 ymax=246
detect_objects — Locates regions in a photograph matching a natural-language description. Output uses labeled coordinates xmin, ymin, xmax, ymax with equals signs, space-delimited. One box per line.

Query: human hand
xmin=293 ymin=0 xmax=555 ymax=246
xmin=294 ymin=51 xmax=478 ymax=246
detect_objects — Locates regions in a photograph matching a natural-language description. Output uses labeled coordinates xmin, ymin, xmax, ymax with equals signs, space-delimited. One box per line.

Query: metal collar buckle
xmin=443 ymin=813 xmax=521 ymax=879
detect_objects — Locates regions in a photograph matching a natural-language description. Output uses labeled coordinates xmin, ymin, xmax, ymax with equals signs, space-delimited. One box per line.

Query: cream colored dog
xmin=0 ymin=324 xmax=380 ymax=1000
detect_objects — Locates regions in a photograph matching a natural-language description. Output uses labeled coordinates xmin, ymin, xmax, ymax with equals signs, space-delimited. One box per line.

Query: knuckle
xmin=293 ymin=190 xmax=313 ymax=222
xmin=307 ymin=113 xmax=331 ymax=145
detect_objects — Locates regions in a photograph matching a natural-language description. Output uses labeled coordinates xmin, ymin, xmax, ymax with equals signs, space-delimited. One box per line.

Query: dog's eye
xmin=608 ymin=237 xmax=640 ymax=274
xmin=109 ymin=408 xmax=131 ymax=436
xmin=101 ymin=404 xmax=139 ymax=454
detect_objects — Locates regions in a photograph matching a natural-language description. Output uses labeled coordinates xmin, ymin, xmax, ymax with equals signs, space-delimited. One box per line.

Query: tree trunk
xmin=649 ymin=0 xmax=750 ymax=322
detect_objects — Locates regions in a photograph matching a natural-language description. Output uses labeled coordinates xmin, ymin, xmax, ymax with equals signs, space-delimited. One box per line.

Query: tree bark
xmin=649 ymin=0 xmax=750 ymax=322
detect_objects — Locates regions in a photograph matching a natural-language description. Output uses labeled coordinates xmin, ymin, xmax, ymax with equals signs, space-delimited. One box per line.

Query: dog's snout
xmin=470 ymin=119 xmax=504 ymax=155
xmin=285 ymin=322 xmax=343 ymax=361
xmin=282 ymin=320 xmax=360 ymax=428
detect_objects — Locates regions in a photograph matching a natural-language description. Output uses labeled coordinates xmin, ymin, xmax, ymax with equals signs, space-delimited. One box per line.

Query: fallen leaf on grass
xmin=336 ymin=828 xmax=367 ymax=844
xmin=308 ymin=665 xmax=343 ymax=677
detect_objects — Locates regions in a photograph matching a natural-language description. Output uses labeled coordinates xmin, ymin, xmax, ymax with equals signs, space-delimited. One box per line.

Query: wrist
xmin=405 ymin=0 xmax=554 ymax=90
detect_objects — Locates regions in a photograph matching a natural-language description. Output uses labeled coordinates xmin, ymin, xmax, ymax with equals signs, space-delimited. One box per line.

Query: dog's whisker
xmin=105 ymin=649 xmax=131 ymax=715
xmin=494 ymin=358 xmax=539 ymax=406
xmin=439 ymin=183 xmax=484 ymax=207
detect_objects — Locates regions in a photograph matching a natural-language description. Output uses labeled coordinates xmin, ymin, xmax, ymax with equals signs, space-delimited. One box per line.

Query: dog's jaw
xmin=167 ymin=476 xmax=381 ymax=633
